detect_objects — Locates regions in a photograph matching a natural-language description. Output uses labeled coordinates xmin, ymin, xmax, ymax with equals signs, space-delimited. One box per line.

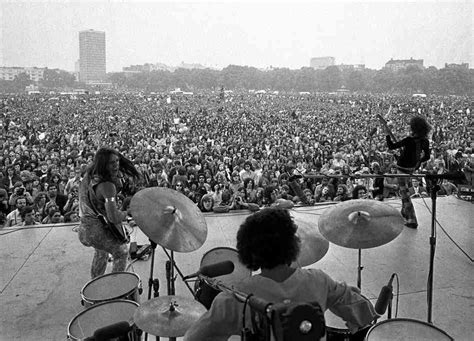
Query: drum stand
xmin=162 ymin=248 xmax=196 ymax=341
xmin=145 ymin=240 xmax=160 ymax=341
xmin=357 ymin=249 xmax=363 ymax=290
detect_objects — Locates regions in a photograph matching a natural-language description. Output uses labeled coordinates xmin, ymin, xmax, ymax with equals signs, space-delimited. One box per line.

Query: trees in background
xmin=0 ymin=65 xmax=472 ymax=94
xmin=106 ymin=65 xmax=473 ymax=95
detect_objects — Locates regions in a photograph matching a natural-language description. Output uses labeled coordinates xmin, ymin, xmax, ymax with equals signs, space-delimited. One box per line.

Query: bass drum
xmin=195 ymin=247 xmax=251 ymax=309
xmin=81 ymin=272 xmax=142 ymax=307
xmin=365 ymin=318 xmax=453 ymax=340
xmin=325 ymin=310 xmax=371 ymax=341
xmin=67 ymin=300 xmax=140 ymax=340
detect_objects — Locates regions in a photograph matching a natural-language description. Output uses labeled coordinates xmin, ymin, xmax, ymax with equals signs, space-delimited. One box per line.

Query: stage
xmin=0 ymin=196 xmax=472 ymax=340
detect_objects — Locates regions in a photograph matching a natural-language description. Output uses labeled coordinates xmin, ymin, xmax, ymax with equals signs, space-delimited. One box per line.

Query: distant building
xmin=79 ymin=30 xmax=106 ymax=83
xmin=0 ymin=67 xmax=45 ymax=82
xmin=336 ymin=64 xmax=366 ymax=72
xmin=123 ymin=63 xmax=172 ymax=73
xmin=444 ymin=63 xmax=469 ymax=69
xmin=123 ymin=61 xmax=211 ymax=73
xmin=384 ymin=58 xmax=424 ymax=71
xmin=310 ymin=57 xmax=335 ymax=70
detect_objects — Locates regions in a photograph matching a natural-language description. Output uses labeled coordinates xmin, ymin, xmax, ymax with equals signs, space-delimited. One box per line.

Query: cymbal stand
xmin=162 ymin=247 xmax=195 ymax=296
xmin=144 ymin=240 xmax=160 ymax=341
xmin=165 ymin=250 xmax=177 ymax=341
xmin=357 ymin=249 xmax=363 ymax=290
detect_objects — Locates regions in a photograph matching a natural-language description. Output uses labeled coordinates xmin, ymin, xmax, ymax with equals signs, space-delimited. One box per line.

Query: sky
xmin=0 ymin=0 xmax=472 ymax=72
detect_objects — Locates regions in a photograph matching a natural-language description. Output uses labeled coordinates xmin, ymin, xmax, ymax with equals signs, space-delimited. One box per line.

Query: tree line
xmin=1 ymin=64 xmax=473 ymax=95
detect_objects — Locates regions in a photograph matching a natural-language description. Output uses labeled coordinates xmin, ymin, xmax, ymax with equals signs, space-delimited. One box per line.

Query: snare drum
xmin=67 ymin=300 xmax=140 ymax=340
xmin=325 ymin=310 xmax=371 ymax=341
xmin=195 ymin=247 xmax=251 ymax=309
xmin=81 ymin=272 xmax=141 ymax=307
xmin=365 ymin=318 xmax=453 ymax=340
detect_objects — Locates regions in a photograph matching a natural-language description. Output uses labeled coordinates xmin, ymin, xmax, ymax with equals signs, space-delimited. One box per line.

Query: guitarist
xmin=385 ymin=116 xmax=431 ymax=228
xmin=77 ymin=147 xmax=140 ymax=279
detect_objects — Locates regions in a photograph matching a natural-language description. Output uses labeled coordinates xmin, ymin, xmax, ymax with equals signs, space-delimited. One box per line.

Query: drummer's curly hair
xmin=237 ymin=208 xmax=300 ymax=271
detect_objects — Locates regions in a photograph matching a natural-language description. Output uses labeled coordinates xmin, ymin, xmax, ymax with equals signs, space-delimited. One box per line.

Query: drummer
xmin=184 ymin=208 xmax=377 ymax=340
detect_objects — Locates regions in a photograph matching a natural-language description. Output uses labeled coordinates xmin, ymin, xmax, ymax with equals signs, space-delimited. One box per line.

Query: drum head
xmin=366 ymin=318 xmax=453 ymax=340
xmin=81 ymin=272 xmax=140 ymax=303
xmin=200 ymin=247 xmax=251 ymax=285
xmin=68 ymin=300 xmax=138 ymax=339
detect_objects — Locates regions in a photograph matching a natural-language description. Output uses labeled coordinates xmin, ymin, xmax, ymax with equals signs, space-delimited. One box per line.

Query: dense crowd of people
xmin=0 ymin=91 xmax=472 ymax=227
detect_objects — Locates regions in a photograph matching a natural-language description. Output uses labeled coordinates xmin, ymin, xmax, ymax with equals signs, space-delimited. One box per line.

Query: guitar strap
xmin=86 ymin=180 xmax=128 ymax=243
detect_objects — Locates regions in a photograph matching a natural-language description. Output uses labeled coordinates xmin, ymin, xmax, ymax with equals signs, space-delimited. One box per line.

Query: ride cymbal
xmin=318 ymin=199 xmax=404 ymax=249
xmin=130 ymin=187 xmax=207 ymax=252
xmin=134 ymin=295 xmax=207 ymax=337
xmin=293 ymin=219 xmax=329 ymax=267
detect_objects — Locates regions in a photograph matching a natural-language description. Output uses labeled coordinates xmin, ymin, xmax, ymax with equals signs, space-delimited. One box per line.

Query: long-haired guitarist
xmin=77 ymin=147 xmax=140 ymax=279
xmin=385 ymin=115 xmax=431 ymax=228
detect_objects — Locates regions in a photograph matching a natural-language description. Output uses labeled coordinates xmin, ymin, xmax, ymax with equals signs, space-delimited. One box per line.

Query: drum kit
xmin=66 ymin=188 xmax=453 ymax=341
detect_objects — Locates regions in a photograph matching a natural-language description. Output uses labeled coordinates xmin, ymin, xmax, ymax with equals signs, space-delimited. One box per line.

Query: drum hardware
xmin=67 ymin=300 xmax=141 ymax=341
xmin=200 ymin=275 xmax=326 ymax=341
xmin=365 ymin=318 xmax=453 ymax=340
xmin=318 ymin=199 xmax=404 ymax=289
xmin=292 ymin=218 xmax=329 ymax=267
xmin=130 ymin=187 xmax=208 ymax=341
xmin=80 ymin=272 xmax=142 ymax=308
xmin=190 ymin=247 xmax=251 ymax=309
xmin=133 ymin=295 xmax=207 ymax=338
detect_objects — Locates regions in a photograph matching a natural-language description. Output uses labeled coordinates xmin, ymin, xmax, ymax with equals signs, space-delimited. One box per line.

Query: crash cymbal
xmin=293 ymin=219 xmax=329 ymax=267
xmin=134 ymin=295 xmax=207 ymax=337
xmin=318 ymin=199 xmax=404 ymax=249
xmin=130 ymin=187 xmax=207 ymax=252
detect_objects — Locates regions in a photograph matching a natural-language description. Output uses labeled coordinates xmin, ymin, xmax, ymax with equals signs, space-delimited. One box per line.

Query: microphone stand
xmin=426 ymin=176 xmax=441 ymax=324
xmin=162 ymin=247 xmax=195 ymax=296
xmin=387 ymin=294 xmax=393 ymax=319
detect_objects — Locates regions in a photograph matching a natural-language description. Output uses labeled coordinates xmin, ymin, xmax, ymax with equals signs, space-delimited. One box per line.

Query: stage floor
xmin=0 ymin=196 xmax=473 ymax=340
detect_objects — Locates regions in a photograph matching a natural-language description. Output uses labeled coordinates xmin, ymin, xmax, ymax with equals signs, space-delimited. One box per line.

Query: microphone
xmin=85 ymin=321 xmax=131 ymax=341
xmin=369 ymin=127 xmax=377 ymax=137
xmin=425 ymin=171 xmax=466 ymax=182
xmin=183 ymin=260 xmax=235 ymax=280
xmin=375 ymin=274 xmax=395 ymax=316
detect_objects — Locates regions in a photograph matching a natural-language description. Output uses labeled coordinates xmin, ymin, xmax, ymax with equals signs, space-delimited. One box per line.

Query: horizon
xmin=1 ymin=1 xmax=472 ymax=73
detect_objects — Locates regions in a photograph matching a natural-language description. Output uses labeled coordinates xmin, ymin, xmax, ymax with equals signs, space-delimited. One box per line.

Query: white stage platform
xmin=0 ymin=196 xmax=472 ymax=340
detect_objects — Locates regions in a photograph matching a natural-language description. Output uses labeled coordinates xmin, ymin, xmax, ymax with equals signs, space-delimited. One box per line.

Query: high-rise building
xmin=79 ymin=30 xmax=106 ymax=83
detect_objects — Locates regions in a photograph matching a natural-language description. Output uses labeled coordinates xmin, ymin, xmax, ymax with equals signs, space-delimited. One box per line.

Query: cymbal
xmin=318 ymin=199 xmax=404 ymax=249
xmin=293 ymin=219 xmax=329 ymax=267
xmin=130 ymin=187 xmax=207 ymax=252
xmin=134 ymin=295 xmax=207 ymax=337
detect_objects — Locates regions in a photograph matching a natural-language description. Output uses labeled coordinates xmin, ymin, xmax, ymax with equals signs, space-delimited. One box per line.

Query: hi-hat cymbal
xmin=293 ymin=219 xmax=329 ymax=267
xmin=130 ymin=187 xmax=207 ymax=252
xmin=134 ymin=295 xmax=207 ymax=337
xmin=318 ymin=199 xmax=404 ymax=249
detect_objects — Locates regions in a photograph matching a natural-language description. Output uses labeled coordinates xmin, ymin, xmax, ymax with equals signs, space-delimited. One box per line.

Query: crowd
xmin=0 ymin=91 xmax=472 ymax=226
